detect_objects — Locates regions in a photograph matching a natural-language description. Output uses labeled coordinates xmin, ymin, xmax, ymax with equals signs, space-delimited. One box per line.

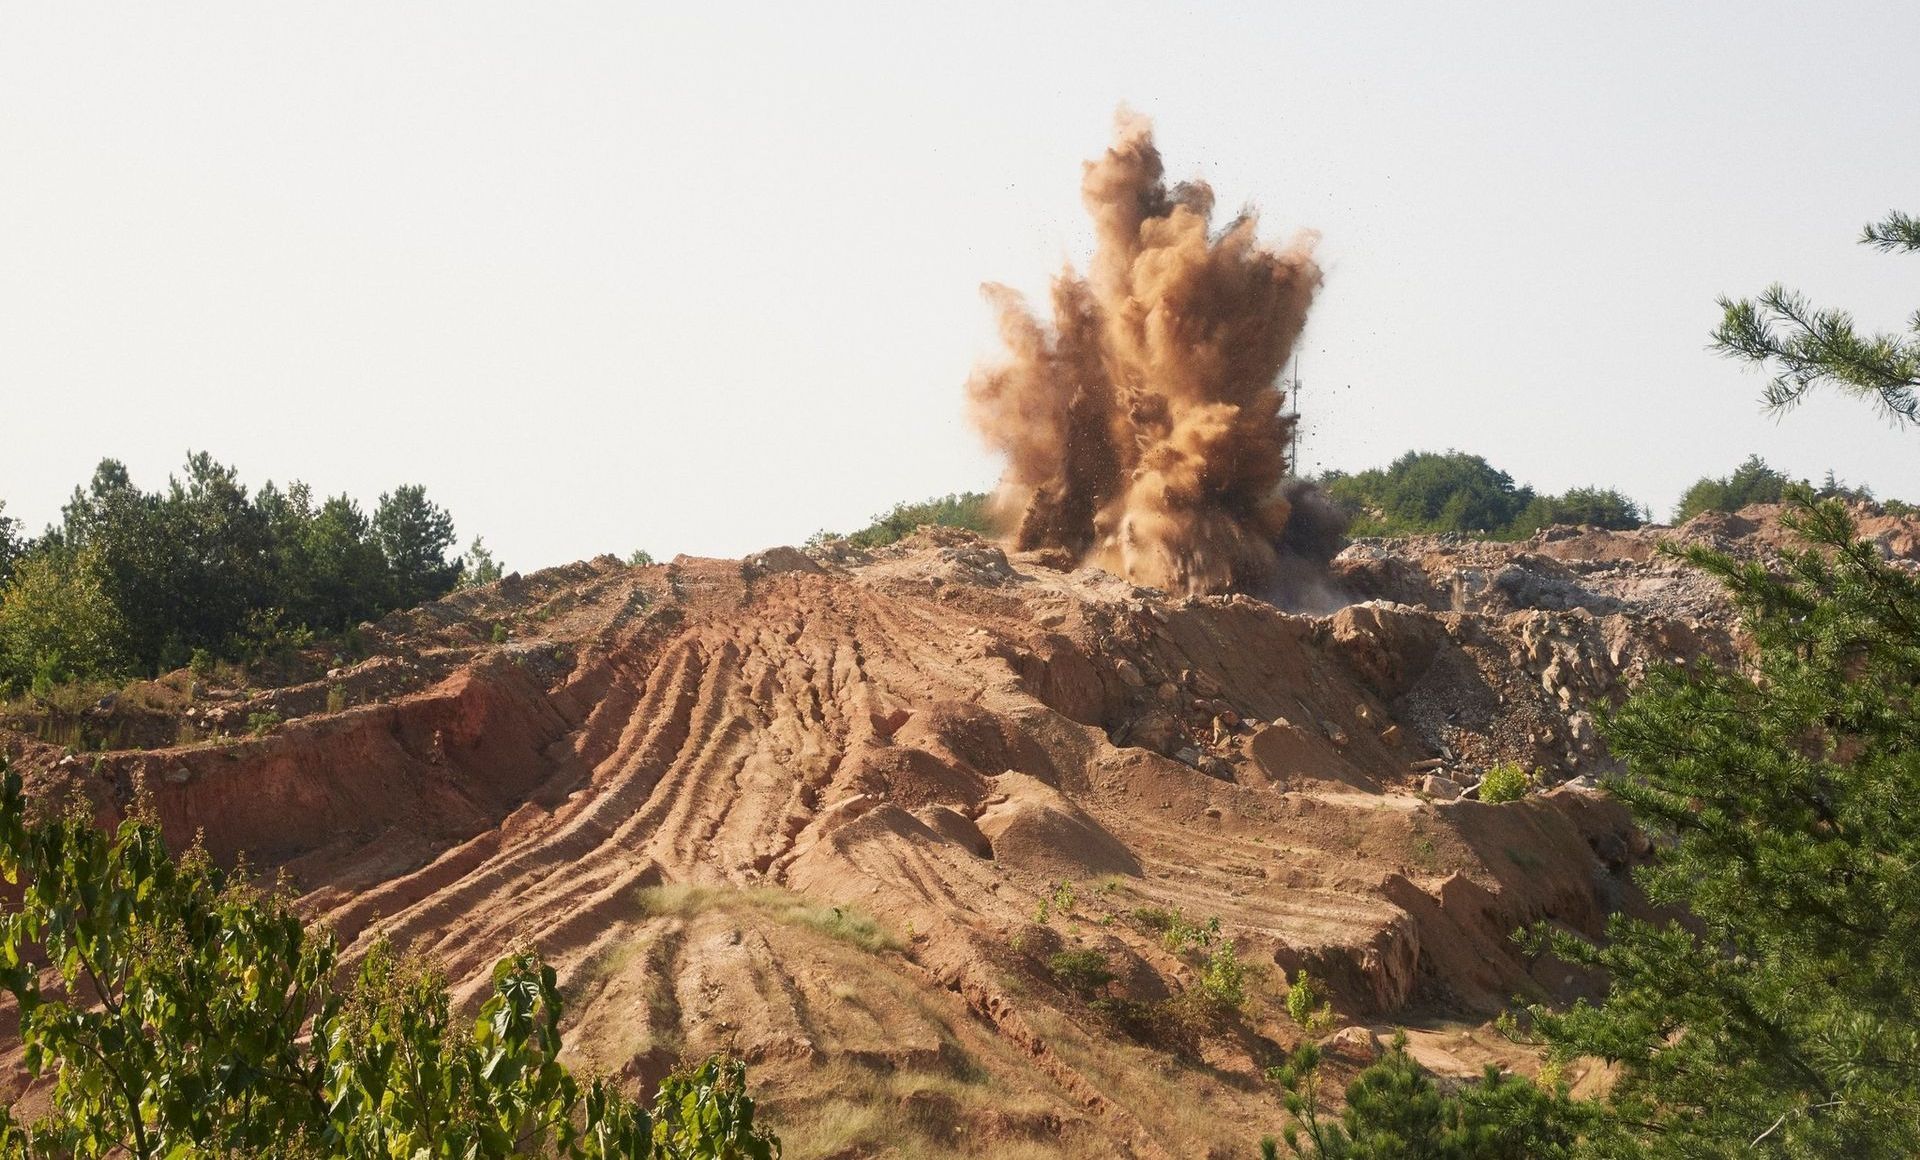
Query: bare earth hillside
xmin=7 ymin=505 xmax=1917 ymax=1157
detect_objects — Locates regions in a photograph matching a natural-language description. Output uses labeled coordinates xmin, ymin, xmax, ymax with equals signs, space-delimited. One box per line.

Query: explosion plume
xmin=968 ymin=111 xmax=1336 ymax=596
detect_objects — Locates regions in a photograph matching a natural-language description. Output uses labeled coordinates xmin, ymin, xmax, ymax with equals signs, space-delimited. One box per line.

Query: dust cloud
xmin=967 ymin=110 xmax=1344 ymax=598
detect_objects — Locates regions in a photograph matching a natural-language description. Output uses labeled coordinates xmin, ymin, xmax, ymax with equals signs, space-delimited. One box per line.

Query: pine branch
xmin=1712 ymin=286 xmax=1920 ymax=424
xmin=1861 ymin=211 xmax=1920 ymax=255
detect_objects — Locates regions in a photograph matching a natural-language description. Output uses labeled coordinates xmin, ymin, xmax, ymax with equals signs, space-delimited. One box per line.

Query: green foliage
xmin=295 ymin=492 xmax=395 ymax=632
xmin=1524 ymin=500 xmax=1920 ymax=1156
xmin=626 ymin=549 xmax=655 ymax=567
xmin=1133 ymin=906 xmax=1220 ymax=955
xmin=1286 ymin=969 xmax=1336 ymax=1033
xmin=1712 ymin=209 xmax=1919 ymax=423
xmin=0 ymin=455 xmax=476 ymax=693
xmin=1127 ymin=905 xmax=1178 ymax=935
xmin=645 ymin=1058 xmax=779 ymax=1160
xmin=0 ymin=501 xmax=20 ymax=587
xmin=1198 ymin=939 xmax=1247 ymax=1010
xmin=1672 ymin=457 xmax=1910 ymax=523
xmin=1123 ymin=906 xmax=1242 ymax=1010
xmin=1807 ymin=468 xmax=1881 ymax=506
xmin=813 ymin=492 xmax=994 ymax=550
xmin=460 ymin=536 xmax=505 ymax=589
xmin=1673 ymin=453 xmax=1792 ymax=522
xmin=0 ymin=549 xmax=127 ymax=692
xmin=1047 ymin=949 xmax=1116 ymax=999
xmin=1477 ymin=762 xmax=1530 ymax=804
xmin=1271 ymin=1032 xmax=1582 ymax=1158
xmin=0 ymin=760 xmax=780 ymax=1158
xmin=246 ymin=710 xmax=281 ymax=736
xmin=1508 ymin=487 xmax=1645 ymax=536
xmin=1323 ymin=451 xmax=1534 ymax=537
xmin=374 ymin=483 xmax=461 ymax=610
xmin=1322 ymin=453 xmax=1645 ymax=540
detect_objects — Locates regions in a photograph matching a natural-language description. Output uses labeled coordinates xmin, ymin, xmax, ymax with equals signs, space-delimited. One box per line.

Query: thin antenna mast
xmin=1288 ymin=354 xmax=1303 ymax=475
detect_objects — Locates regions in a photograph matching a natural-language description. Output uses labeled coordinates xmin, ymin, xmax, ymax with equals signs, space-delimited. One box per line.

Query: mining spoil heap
xmin=7 ymin=505 xmax=1919 ymax=1156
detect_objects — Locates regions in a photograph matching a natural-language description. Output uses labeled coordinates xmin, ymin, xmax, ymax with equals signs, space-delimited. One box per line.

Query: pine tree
xmin=374 ymin=484 xmax=461 ymax=609
xmin=1517 ymin=206 xmax=1920 ymax=1156
xmin=1525 ymin=500 xmax=1920 ymax=1156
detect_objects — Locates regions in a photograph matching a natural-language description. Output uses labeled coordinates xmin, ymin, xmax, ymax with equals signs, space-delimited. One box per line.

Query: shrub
xmin=1323 ymin=452 xmax=1650 ymax=539
xmin=0 ymin=549 xmax=127 ymax=692
xmin=1047 ymin=949 xmax=1117 ymax=999
xmin=0 ymin=760 xmax=781 ymax=1158
xmin=1198 ymin=940 xmax=1247 ymax=1010
xmin=1673 ymin=454 xmax=1790 ymax=522
xmin=1478 ymin=761 xmax=1530 ymax=803
xmin=1161 ymin=911 xmax=1221 ymax=956
xmin=458 ymin=535 xmax=504 ymax=588
xmin=818 ymin=492 xmax=995 ymax=550
xmin=1129 ymin=905 xmax=1179 ymax=935
xmin=246 ymin=709 xmax=281 ymax=736
xmin=1286 ymin=969 xmax=1335 ymax=1032
xmin=1088 ymin=995 xmax=1163 ymax=1039
xmin=1269 ymin=1031 xmax=1581 ymax=1158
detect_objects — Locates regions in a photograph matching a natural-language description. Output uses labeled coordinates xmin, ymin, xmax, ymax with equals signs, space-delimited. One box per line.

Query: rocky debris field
xmin=5 ymin=504 xmax=1915 ymax=1157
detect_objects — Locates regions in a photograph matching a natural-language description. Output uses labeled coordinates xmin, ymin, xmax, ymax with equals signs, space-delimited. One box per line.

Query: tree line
xmin=1315 ymin=449 xmax=1910 ymax=540
xmin=0 ymin=454 xmax=493 ymax=694
xmin=814 ymin=451 xmax=1913 ymax=554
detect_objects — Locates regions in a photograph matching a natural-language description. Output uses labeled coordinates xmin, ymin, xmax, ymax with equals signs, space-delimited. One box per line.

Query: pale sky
xmin=4 ymin=2 xmax=1916 ymax=570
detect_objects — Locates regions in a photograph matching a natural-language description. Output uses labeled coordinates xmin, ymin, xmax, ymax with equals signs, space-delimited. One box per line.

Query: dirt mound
xmin=4 ymin=514 xmax=1840 ymax=1155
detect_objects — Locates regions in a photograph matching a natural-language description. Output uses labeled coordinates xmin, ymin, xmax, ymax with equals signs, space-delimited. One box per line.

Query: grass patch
xmin=771 ymin=1059 xmax=1068 ymax=1160
xmin=633 ymin=883 xmax=901 ymax=954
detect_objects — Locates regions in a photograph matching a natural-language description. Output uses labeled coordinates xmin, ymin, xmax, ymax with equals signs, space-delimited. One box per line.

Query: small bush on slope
xmin=1477 ymin=762 xmax=1530 ymax=804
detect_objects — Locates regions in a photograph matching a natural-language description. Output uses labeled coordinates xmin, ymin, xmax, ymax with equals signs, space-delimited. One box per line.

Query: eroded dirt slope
xmin=8 ymin=506 xmax=1914 ymax=1157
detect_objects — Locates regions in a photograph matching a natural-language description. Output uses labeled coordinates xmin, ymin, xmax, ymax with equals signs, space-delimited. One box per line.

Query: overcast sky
xmin=4 ymin=2 xmax=1916 ymax=569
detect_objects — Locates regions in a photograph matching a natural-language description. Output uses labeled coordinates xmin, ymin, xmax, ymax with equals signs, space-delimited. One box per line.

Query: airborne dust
xmin=968 ymin=111 xmax=1347 ymax=601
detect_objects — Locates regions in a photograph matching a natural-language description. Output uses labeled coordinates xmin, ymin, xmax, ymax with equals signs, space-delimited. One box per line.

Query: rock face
xmin=7 ymin=506 xmax=1888 ymax=1156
